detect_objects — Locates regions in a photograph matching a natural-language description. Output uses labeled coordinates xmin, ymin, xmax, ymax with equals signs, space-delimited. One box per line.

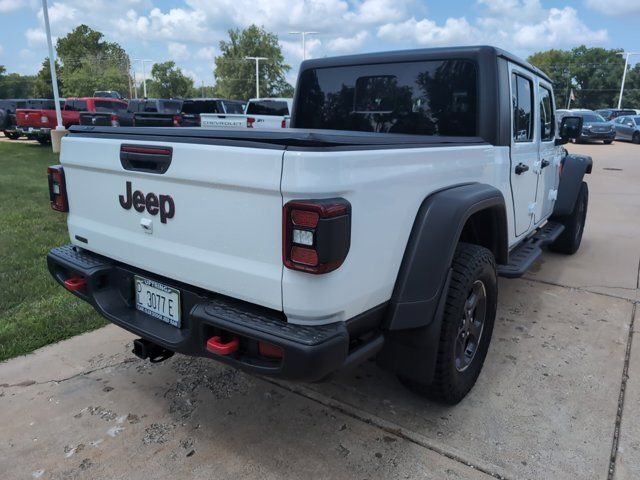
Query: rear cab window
xmin=94 ymin=100 xmax=127 ymax=112
xmin=159 ymin=101 xmax=183 ymax=114
xmin=182 ymin=100 xmax=221 ymax=115
xmin=246 ymin=100 xmax=290 ymax=116
xmin=295 ymin=59 xmax=477 ymax=136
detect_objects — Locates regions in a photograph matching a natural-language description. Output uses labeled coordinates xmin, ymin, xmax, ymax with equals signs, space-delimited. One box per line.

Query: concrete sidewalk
xmin=1 ymin=142 xmax=639 ymax=479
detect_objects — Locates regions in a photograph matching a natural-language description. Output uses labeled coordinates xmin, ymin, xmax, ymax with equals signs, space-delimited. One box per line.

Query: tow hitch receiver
xmin=206 ymin=336 xmax=239 ymax=355
xmin=132 ymin=338 xmax=174 ymax=363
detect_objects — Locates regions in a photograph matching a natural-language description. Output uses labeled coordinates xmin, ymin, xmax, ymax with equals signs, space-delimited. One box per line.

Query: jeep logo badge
xmin=119 ymin=181 xmax=175 ymax=224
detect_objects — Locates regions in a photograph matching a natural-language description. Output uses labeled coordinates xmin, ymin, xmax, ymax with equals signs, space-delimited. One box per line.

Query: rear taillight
xmin=283 ymin=199 xmax=351 ymax=274
xmin=281 ymin=118 xmax=287 ymax=128
xmin=247 ymin=117 xmax=255 ymax=128
xmin=172 ymin=115 xmax=182 ymax=127
xmin=47 ymin=165 xmax=68 ymax=212
xmin=110 ymin=114 xmax=120 ymax=127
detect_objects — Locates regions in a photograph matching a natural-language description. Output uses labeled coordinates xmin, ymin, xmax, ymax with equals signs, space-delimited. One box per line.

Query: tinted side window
xmin=95 ymin=101 xmax=127 ymax=112
xmin=144 ymin=101 xmax=158 ymax=112
xmin=538 ymin=85 xmax=554 ymax=141
xmin=512 ymin=73 xmax=533 ymax=142
xmin=246 ymin=101 xmax=289 ymax=116
xmin=295 ymin=59 xmax=477 ymax=136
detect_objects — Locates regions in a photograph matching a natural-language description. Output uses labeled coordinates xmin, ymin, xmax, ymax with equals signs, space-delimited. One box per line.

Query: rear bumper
xmin=47 ymin=244 xmax=384 ymax=382
xmin=17 ymin=127 xmax=50 ymax=138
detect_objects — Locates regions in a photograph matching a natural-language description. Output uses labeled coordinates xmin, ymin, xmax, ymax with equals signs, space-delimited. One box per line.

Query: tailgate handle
xmin=120 ymin=145 xmax=173 ymax=174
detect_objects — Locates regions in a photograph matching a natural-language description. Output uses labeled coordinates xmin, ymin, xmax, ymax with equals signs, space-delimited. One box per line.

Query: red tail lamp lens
xmin=291 ymin=246 xmax=318 ymax=266
xmin=47 ymin=165 xmax=69 ymax=212
xmin=291 ymin=209 xmax=319 ymax=228
xmin=283 ymin=199 xmax=351 ymax=274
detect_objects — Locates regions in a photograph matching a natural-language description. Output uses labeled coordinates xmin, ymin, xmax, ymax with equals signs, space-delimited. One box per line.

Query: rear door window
xmin=538 ymin=85 xmax=554 ymax=141
xmin=159 ymin=101 xmax=183 ymax=113
xmin=295 ymin=59 xmax=477 ymax=136
xmin=222 ymin=101 xmax=245 ymax=114
xmin=246 ymin=100 xmax=289 ymax=116
xmin=512 ymin=73 xmax=534 ymax=142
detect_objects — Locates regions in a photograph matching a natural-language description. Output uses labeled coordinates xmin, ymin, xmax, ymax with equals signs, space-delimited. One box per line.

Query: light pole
xmin=41 ymin=0 xmax=62 ymax=130
xmin=289 ymin=31 xmax=319 ymax=60
xmin=617 ymin=52 xmax=640 ymax=109
xmin=134 ymin=59 xmax=153 ymax=98
xmin=245 ymin=56 xmax=267 ymax=99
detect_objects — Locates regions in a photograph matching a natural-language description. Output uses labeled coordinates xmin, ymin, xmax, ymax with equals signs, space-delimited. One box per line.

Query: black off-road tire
xmin=550 ymin=181 xmax=588 ymax=255
xmin=603 ymin=140 xmax=613 ymax=144
xmin=37 ymin=136 xmax=51 ymax=145
xmin=400 ymin=243 xmax=498 ymax=405
xmin=3 ymin=130 xmax=20 ymax=140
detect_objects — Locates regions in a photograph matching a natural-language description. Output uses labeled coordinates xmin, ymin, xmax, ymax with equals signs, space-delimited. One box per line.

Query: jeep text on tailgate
xmin=47 ymin=46 xmax=590 ymax=404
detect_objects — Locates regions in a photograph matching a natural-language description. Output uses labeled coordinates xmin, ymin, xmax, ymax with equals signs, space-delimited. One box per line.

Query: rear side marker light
xmin=206 ymin=336 xmax=239 ymax=355
xmin=259 ymin=341 xmax=283 ymax=359
xmin=64 ymin=276 xmax=86 ymax=291
xmin=283 ymin=198 xmax=351 ymax=274
xmin=47 ymin=165 xmax=69 ymax=212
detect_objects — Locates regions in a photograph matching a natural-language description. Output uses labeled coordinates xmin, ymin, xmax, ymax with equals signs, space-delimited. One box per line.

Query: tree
xmin=214 ymin=25 xmax=293 ymax=100
xmin=33 ymin=58 xmax=62 ymax=98
xmin=145 ymin=61 xmax=194 ymax=98
xmin=53 ymin=25 xmax=132 ymax=97
xmin=528 ymin=46 xmax=626 ymax=109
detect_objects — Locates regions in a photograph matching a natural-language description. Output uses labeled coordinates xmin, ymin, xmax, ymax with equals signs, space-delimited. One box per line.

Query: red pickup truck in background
xmin=16 ymin=97 xmax=128 ymax=144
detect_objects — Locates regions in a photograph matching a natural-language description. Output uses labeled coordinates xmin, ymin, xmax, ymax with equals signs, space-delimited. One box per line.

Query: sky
xmin=0 ymin=0 xmax=639 ymax=87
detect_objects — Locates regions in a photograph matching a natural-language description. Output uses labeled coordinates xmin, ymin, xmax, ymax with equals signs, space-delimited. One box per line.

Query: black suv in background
xmin=595 ymin=108 xmax=637 ymax=121
xmin=125 ymin=99 xmax=184 ymax=127
xmin=181 ymin=98 xmax=245 ymax=127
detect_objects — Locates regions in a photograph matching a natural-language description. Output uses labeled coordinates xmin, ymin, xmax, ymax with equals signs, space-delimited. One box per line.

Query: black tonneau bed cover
xmin=68 ymin=125 xmax=487 ymax=150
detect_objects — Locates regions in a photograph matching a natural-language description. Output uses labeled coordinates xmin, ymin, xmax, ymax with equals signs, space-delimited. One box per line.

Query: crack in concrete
xmin=522 ymin=276 xmax=639 ymax=303
xmin=0 ymin=357 xmax=140 ymax=389
xmin=265 ymin=379 xmax=512 ymax=480
xmin=607 ymin=256 xmax=640 ymax=479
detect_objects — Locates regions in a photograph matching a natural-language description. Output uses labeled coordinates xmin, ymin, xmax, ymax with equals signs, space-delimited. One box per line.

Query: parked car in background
xmin=181 ymin=98 xmax=246 ymax=127
xmin=595 ymin=108 xmax=637 ymax=121
xmin=570 ymin=111 xmax=615 ymax=143
xmin=1 ymin=99 xmax=59 ymax=139
xmin=612 ymin=115 xmax=640 ymax=144
xmin=128 ymin=99 xmax=184 ymax=127
xmin=200 ymin=97 xmax=293 ymax=129
xmin=16 ymin=97 xmax=128 ymax=143
xmin=79 ymin=99 xmax=130 ymax=127
xmin=94 ymin=91 xmax=124 ymax=100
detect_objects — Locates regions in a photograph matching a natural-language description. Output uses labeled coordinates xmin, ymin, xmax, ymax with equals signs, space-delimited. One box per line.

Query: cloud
xmin=327 ymin=31 xmax=369 ymax=53
xmin=25 ymin=28 xmax=47 ymax=48
xmin=0 ymin=0 xmax=27 ymax=13
xmin=584 ymin=0 xmax=640 ymax=16
xmin=114 ymin=7 xmax=208 ymax=42
xmin=378 ymin=17 xmax=473 ymax=46
xmin=37 ymin=2 xmax=79 ymax=26
xmin=168 ymin=42 xmax=190 ymax=60
xmin=196 ymin=46 xmax=218 ymax=61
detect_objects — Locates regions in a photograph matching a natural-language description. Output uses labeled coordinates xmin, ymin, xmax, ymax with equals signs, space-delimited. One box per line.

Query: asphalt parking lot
xmin=1 ymin=140 xmax=639 ymax=480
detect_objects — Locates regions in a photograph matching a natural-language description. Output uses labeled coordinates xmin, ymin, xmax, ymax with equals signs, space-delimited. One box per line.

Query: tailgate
xmin=134 ymin=113 xmax=175 ymax=127
xmin=79 ymin=112 xmax=112 ymax=126
xmin=201 ymin=114 xmax=247 ymax=129
xmin=60 ymin=134 xmax=285 ymax=310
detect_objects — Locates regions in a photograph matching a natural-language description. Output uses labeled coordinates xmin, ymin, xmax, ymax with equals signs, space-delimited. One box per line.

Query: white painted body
xmin=60 ymin=67 xmax=563 ymax=326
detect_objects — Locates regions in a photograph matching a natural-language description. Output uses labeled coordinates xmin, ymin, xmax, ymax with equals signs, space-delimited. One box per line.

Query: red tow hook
xmin=206 ymin=336 xmax=239 ymax=355
xmin=63 ymin=276 xmax=86 ymax=291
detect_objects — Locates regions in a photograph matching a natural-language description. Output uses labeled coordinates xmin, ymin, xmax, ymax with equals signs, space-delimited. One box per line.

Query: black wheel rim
xmin=455 ymin=280 xmax=487 ymax=372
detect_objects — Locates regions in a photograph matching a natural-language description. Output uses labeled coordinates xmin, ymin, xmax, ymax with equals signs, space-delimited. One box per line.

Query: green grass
xmin=0 ymin=142 xmax=106 ymax=362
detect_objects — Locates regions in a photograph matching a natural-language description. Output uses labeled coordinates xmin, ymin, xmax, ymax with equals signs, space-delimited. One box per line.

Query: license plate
xmin=134 ymin=276 xmax=181 ymax=327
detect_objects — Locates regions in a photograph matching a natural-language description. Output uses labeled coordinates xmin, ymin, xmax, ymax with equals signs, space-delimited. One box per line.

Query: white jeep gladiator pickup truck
xmin=47 ymin=46 xmax=589 ymax=404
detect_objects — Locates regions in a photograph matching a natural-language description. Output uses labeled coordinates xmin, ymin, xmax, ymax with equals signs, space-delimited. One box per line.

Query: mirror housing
xmin=555 ymin=116 xmax=583 ymax=145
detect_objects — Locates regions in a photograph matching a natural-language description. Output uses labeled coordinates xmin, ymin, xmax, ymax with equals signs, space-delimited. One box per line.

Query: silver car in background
xmin=612 ymin=115 xmax=640 ymax=144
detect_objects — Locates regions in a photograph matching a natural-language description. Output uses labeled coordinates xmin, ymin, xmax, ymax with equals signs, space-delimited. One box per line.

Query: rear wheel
xmin=400 ymin=243 xmax=497 ymax=404
xmin=37 ymin=136 xmax=51 ymax=145
xmin=550 ymin=182 xmax=588 ymax=254
xmin=633 ymin=133 xmax=640 ymax=144
xmin=603 ymin=140 xmax=613 ymax=144
xmin=3 ymin=130 xmax=20 ymax=140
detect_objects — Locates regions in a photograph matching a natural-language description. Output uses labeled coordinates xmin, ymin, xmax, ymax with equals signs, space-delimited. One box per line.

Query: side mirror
xmin=555 ymin=116 xmax=583 ymax=145
xmin=628 ymin=122 xmax=634 ymax=127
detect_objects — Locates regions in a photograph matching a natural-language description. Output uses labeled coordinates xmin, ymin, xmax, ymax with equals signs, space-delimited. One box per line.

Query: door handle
xmin=541 ymin=159 xmax=550 ymax=169
xmin=515 ymin=163 xmax=529 ymax=175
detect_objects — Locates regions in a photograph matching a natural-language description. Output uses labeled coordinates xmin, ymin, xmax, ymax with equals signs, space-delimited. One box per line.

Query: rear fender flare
xmin=553 ymin=153 xmax=592 ymax=216
xmin=385 ymin=183 xmax=507 ymax=331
